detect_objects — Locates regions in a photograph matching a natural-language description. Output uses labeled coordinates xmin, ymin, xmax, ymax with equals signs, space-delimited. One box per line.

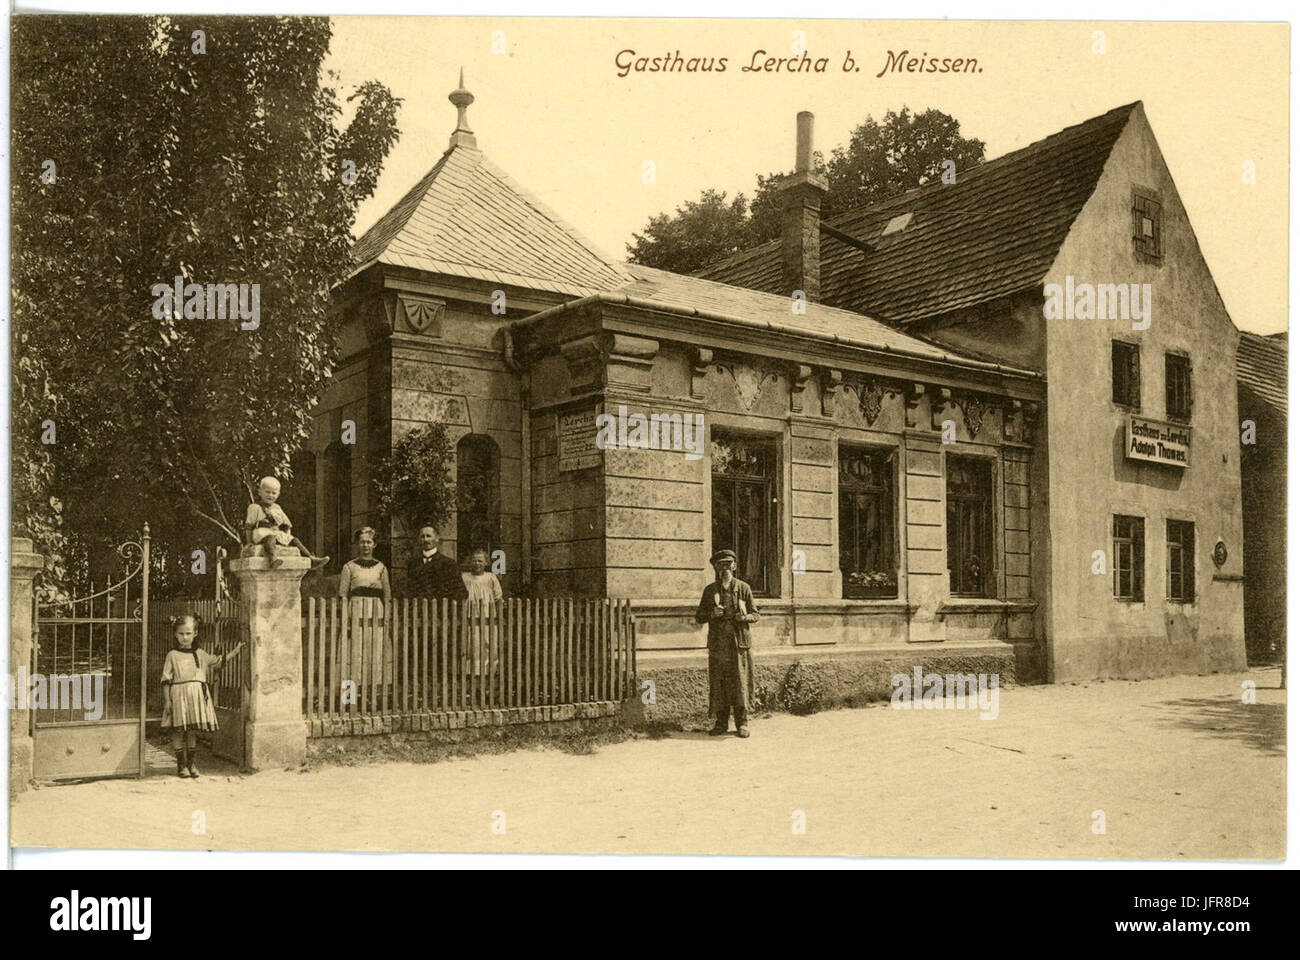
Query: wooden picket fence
xmin=303 ymin=597 xmax=636 ymax=722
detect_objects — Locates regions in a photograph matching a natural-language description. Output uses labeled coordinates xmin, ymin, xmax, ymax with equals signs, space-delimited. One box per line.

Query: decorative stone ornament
xmin=692 ymin=347 xmax=714 ymax=400
xmin=930 ymin=387 xmax=953 ymax=431
xmin=905 ymin=382 xmax=926 ymax=428
xmin=855 ymin=378 xmax=885 ymax=427
xmin=956 ymin=393 xmax=987 ymax=438
xmin=819 ymin=368 xmax=843 ymax=417
xmin=363 ymin=295 xmax=395 ymax=342
xmin=1213 ymin=540 xmax=1228 ymax=568
xmin=790 ymin=364 xmax=814 ymax=413
xmin=723 ymin=363 xmax=780 ymax=412
xmin=1003 ymin=399 xmax=1024 ymax=441
xmin=397 ymin=295 xmax=446 ymax=336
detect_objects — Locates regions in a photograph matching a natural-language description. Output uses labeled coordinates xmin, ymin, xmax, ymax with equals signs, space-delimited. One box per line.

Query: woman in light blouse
xmin=338 ymin=527 xmax=393 ymax=693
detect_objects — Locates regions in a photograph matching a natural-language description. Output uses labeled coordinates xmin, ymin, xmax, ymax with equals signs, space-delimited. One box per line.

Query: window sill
xmin=629 ymin=598 xmax=918 ymax=615
xmin=937 ymin=599 xmax=1037 ymax=617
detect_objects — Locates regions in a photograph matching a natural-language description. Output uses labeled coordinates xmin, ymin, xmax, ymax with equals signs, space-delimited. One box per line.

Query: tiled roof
xmin=1237 ymin=330 xmax=1287 ymax=416
xmin=698 ymin=102 xmax=1140 ymax=325
xmin=352 ymin=144 xmax=630 ymax=297
xmin=534 ymin=263 xmax=1040 ymax=377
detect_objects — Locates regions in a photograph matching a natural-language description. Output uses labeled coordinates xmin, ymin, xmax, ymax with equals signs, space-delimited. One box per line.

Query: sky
xmin=326 ymin=18 xmax=1288 ymax=334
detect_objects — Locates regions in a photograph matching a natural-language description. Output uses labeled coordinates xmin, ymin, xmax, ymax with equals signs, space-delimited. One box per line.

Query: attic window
xmin=881 ymin=213 xmax=913 ymax=237
xmin=1132 ymin=192 xmax=1162 ymax=263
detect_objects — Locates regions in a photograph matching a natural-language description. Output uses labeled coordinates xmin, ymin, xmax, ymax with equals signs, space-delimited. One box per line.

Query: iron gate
xmin=32 ymin=525 xmax=149 ymax=780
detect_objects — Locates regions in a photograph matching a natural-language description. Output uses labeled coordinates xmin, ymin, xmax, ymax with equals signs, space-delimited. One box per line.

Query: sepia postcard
xmin=5 ymin=13 xmax=1288 ymax=867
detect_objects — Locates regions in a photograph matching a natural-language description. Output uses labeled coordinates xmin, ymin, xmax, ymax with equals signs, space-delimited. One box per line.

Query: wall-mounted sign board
xmin=1125 ymin=415 xmax=1190 ymax=468
xmin=557 ymin=408 xmax=601 ymax=472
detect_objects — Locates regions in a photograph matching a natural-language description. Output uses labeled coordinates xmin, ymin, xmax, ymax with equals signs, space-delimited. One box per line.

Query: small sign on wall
xmin=558 ymin=407 xmax=601 ymax=471
xmin=1125 ymin=415 xmax=1191 ymax=467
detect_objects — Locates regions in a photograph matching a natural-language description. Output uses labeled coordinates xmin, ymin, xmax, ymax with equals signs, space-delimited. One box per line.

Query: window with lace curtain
xmin=711 ymin=433 xmax=779 ymax=596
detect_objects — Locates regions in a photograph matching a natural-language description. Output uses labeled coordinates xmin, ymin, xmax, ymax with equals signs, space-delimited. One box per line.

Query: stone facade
xmin=511 ymin=295 xmax=1045 ymax=674
xmin=308 ymin=271 xmax=550 ymax=595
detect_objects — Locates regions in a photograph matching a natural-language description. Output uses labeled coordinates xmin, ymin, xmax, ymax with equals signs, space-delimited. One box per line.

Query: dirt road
xmin=11 ymin=669 xmax=1285 ymax=860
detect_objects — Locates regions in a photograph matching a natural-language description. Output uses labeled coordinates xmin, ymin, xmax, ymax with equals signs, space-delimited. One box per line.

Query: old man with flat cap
xmin=694 ymin=548 xmax=760 ymax=737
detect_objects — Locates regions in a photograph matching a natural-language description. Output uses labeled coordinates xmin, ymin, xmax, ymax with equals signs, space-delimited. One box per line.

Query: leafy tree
xmin=10 ymin=15 xmax=400 ymax=595
xmin=821 ymin=107 xmax=985 ymax=217
xmin=625 ymin=189 xmax=754 ymax=276
xmin=371 ymin=424 xmax=457 ymax=539
xmin=627 ymin=107 xmax=985 ymax=272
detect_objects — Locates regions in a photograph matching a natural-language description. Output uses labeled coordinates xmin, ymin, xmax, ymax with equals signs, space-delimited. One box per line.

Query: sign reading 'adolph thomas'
xmin=1125 ymin=415 xmax=1191 ymax=468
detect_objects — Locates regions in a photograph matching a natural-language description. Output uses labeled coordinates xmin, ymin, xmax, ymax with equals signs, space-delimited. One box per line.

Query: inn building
xmin=294 ymin=81 xmax=1248 ymax=693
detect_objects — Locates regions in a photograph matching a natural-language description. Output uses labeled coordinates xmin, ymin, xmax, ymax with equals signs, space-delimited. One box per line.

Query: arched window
xmin=324 ymin=442 xmax=352 ymax=571
xmin=281 ymin=451 xmax=318 ymax=555
xmin=457 ymin=434 xmax=500 ymax=562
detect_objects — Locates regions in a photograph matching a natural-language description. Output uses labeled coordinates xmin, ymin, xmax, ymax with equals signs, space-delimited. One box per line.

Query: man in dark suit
xmin=408 ymin=524 xmax=468 ymax=600
xmin=694 ymin=549 xmax=759 ymax=738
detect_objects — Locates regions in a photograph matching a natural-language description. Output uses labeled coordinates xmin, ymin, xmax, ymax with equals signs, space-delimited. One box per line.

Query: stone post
xmin=229 ymin=556 xmax=310 ymax=770
xmin=10 ymin=538 xmax=44 ymax=796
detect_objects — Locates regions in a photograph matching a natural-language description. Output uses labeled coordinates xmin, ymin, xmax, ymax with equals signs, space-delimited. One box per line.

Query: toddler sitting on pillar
xmin=243 ymin=476 xmax=329 ymax=569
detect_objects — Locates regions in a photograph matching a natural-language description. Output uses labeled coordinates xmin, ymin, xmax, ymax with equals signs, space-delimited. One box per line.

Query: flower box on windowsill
xmin=843 ymin=573 xmax=898 ymax=600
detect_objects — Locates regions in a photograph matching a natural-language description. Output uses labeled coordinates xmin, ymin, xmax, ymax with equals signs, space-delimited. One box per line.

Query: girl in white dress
xmin=160 ymin=614 xmax=244 ymax=778
xmin=461 ymin=549 xmax=504 ymax=704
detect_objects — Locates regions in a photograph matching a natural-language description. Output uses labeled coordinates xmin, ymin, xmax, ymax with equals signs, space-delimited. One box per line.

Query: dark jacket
xmin=408 ymin=550 xmax=468 ymax=600
xmin=694 ymin=578 xmax=759 ymax=650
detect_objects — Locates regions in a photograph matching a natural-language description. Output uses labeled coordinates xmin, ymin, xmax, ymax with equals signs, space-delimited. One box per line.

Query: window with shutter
xmin=1132 ymin=192 xmax=1162 ymax=263
xmin=1112 ymin=340 xmax=1141 ymax=409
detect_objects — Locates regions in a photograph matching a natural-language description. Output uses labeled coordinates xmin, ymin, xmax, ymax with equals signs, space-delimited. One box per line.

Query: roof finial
xmin=448 ymin=68 xmax=477 ymax=149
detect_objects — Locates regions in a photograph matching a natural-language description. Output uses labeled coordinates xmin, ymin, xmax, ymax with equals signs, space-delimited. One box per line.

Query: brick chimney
xmin=779 ymin=111 xmax=828 ymax=301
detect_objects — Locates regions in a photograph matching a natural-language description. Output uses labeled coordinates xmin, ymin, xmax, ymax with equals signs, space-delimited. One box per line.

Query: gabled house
xmin=705 ymin=101 xmax=1248 ymax=681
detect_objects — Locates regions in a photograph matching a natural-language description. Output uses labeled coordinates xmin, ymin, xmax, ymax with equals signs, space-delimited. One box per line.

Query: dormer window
xmin=1132 ymin=191 xmax=1162 ymax=263
xmin=881 ymin=212 xmax=913 ymax=237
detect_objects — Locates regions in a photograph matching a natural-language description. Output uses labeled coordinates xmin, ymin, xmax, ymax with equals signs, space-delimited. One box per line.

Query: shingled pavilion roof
xmin=352 ymin=75 xmax=629 ymax=298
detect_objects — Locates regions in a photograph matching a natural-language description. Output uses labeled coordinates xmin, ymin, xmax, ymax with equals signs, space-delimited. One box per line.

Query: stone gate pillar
xmin=229 ymin=556 xmax=310 ymax=770
xmin=10 ymin=538 xmax=44 ymax=796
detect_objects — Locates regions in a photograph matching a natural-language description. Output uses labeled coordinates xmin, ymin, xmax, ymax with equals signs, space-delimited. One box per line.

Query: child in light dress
xmin=160 ymin=614 xmax=244 ymax=778
xmin=243 ymin=475 xmax=328 ymax=569
xmin=461 ymin=549 xmax=504 ymax=705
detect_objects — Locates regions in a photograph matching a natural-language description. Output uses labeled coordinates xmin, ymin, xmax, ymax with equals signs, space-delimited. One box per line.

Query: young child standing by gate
xmin=160 ymin=614 xmax=244 ymax=779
